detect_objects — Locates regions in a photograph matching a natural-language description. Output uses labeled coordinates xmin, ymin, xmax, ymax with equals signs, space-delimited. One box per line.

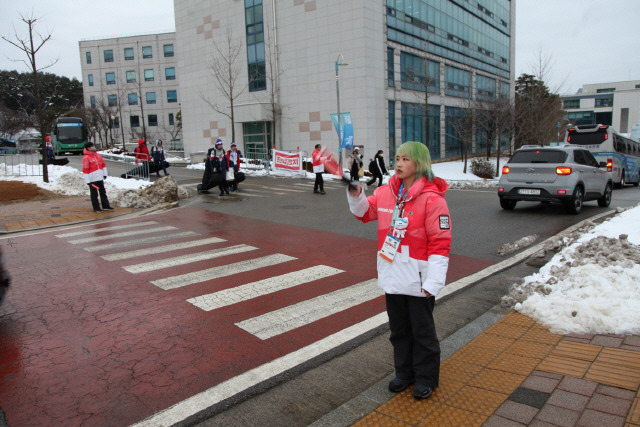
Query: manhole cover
xmin=281 ymin=205 xmax=305 ymax=210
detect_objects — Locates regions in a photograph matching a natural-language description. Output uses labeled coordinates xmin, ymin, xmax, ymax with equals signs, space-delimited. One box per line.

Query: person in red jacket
xmin=83 ymin=142 xmax=114 ymax=213
xmin=312 ymin=144 xmax=326 ymax=194
xmin=135 ymin=139 xmax=150 ymax=165
xmin=346 ymin=141 xmax=452 ymax=400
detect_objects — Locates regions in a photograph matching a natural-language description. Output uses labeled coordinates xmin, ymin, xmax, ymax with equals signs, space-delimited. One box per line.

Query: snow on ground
xmin=2 ymin=153 xmax=639 ymax=335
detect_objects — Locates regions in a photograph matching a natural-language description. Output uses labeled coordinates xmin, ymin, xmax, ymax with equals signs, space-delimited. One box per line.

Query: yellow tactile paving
xmin=468 ymin=368 xmax=526 ymax=394
xmin=440 ymin=359 xmax=483 ymax=384
xmin=448 ymin=344 xmax=501 ymax=367
xmin=505 ymin=339 xmax=554 ymax=359
xmin=446 ymin=385 xmax=507 ymax=416
xmin=552 ymin=341 xmax=602 ymax=361
xmin=417 ymin=404 xmax=487 ymax=426
xmin=352 ymin=411 xmax=407 ymax=427
xmin=519 ymin=324 xmax=563 ymax=345
xmin=627 ymin=396 xmax=640 ymax=425
xmin=375 ymin=389 xmax=439 ymax=425
xmin=488 ymin=352 xmax=542 ymax=376
xmin=466 ymin=333 xmax=515 ymax=352
xmin=536 ymin=354 xmax=592 ymax=377
xmin=484 ymin=321 xmax=529 ymax=340
xmin=586 ymin=348 xmax=640 ymax=390
xmin=500 ymin=310 xmax=537 ymax=328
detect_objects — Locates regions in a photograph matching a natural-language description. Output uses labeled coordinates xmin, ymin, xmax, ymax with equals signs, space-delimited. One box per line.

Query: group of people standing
xmin=133 ymin=139 xmax=170 ymax=177
xmin=198 ymin=138 xmax=244 ymax=196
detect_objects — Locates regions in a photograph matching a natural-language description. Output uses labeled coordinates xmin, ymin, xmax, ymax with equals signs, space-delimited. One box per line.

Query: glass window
xmin=245 ymin=1 xmax=266 ymax=92
xmin=445 ymin=106 xmax=467 ymax=157
xmin=168 ymin=113 xmax=174 ymax=126
xmin=400 ymin=52 xmax=439 ymax=92
xmin=107 ymin=94 xmax=117 ymax=107
xmin=128 ymin=93 xmax=138 ymax=105
xmin=90 ymin=95 xmax=96 ymax=108
xmin=144 ymin=69 xmax=154 ymax=81
xmin=126 ymin=70 xmax=136 ymax=83
xmin=142 ymin=46 xmax=152 ymax=59
xmin=445 ymin=66 xmax=471 ymax=98
xmin=148 ymin=114 xmax=158 ymax=126
xmin=130 ymin=115 xmax=140 ymax=128
xmin=104 ymin=50 xmax=114 ymax=63
xmin=595 ymin=97 xmax=613 ymax=107
xmin=146 ymin=92 xmax=156 ymax=104
xmin=242 ymin=120 xmax=272 ymax=152
xmin=88 ymin=74 xmax=94 ymax=86
xmin=112 ymin=116 xmax=120 ymax=129
xmin=596 ymin=88 xmax=615 ymax=93
xmin=163 ymin=44 xmax=174 ymax=57
xmin=86 ymin=51 xmax=92 ymax=64
xmin=499 ymin=81 xmax=510 ymax=99
xmin=105 ymin=72 xmax=116 ymax=85
xmin=124 ymin=47 xmax=134 ymax=60
xmin=402 ymin=102 xmax=440 ymax=159
xmin=388 ymin=47 xmax=395 ymax=87
xmin=389 ymin=100 xmax=396 ymax=163
xmin=167 ymin=90 xmax=177 ymax=103
xmin=165 ymin=67 xmax=176 ymax=80
xmin=563 ymin=99 xmax=580 ymax=109
xmin=476 ymin=75 xmax=495 ymax=100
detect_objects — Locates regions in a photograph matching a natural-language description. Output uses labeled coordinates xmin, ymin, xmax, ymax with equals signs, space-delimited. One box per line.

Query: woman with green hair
xmin=346 ymin=141 xmax=452 ymax=400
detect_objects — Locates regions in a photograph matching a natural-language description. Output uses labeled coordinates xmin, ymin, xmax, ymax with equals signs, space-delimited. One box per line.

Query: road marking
xmin=83 ymin=231 xmax=199 ymax=252
xmin=66 ymin=226 xmax=178 ymax=244
xmin=187 ymin=265 xmax=345 ymax=311
xmin=151 ymin=253 xmax=297 ymax=290
xmin=122 ymin=244 xmax=258 ymax=273
xmin=101 ymin=237 xmax=226 ymax=261
xmin=55 ymin=221 xmax=158 ymax=238
xmin=130 ymin=312 xmax=388 ymax=427
xmin=236 ymin=279 xmax=381 ymax=340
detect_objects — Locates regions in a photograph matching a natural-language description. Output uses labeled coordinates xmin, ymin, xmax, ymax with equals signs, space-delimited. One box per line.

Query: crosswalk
xmin=54 ymin=220 xmax=383 ymax=341
xmin=186 ymin=179 xmax=347 ymax=197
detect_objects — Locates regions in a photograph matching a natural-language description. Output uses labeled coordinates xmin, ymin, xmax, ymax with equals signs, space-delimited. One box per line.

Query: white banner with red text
xmin=272 ymin=150 xmax=303 ymax=172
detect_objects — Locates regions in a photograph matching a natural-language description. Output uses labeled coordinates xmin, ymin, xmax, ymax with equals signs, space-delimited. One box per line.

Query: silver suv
xmin=497 ymin=145 xmax=613 ymax=214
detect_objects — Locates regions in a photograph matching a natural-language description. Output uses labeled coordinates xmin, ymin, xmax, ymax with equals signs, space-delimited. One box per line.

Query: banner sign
xmin=330 ymin=112 xmax=354 ymax=150
xmin=272 ymin=150 xmax=302 ymax=172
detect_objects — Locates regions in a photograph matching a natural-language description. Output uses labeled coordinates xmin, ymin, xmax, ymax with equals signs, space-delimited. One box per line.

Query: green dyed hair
xmin=395 ymin=141 xmax=435 ymax=181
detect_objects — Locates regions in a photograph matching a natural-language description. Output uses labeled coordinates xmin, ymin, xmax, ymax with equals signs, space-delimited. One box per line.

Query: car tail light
xmin=498 ymin=187 xmax=504 ymax=192
xmin=607 ymin=159 xmax=613 ymax=172
xmin=556 ymin=167 xmax=572 ymax=175
xmin=502 ymin=166 xmax=510 ymax=174
xmin=567 ymin=136 xmax=571 ymax=142
xmin=557 ymin=189 xmax=567 ymax=195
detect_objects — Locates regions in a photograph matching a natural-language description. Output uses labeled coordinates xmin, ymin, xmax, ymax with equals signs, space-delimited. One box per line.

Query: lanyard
xmin=390 ymin=182 xmax=408 ymax=226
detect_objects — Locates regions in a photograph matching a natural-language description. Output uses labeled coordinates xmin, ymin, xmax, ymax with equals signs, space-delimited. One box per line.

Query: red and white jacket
xmin=312 ymin=148 xmax=325 ymax=173
xmin=82 ymin=148 xmax=108 ymax=184
xmin=348 ymin=174 xmax=452 ymax=297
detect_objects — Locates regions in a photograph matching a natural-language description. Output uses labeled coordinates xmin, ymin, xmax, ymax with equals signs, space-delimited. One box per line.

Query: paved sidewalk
xmin=314 ymin=310 xmax=640 ymax=427
xmin=0 ymin=196 xmax=133 ymax=233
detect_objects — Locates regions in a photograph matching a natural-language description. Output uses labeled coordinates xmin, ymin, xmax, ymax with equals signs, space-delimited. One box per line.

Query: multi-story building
xmin=79 ymin=32 xmax=182 ymax=150
xmin=174 ymin=0 xmax=515 ymax=162
xmin=561 ymin=80 xmax=640 ymax=135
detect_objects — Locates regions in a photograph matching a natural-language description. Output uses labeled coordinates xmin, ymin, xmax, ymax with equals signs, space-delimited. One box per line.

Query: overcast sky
xmin=1 ymin=1 xmax=639 ymax=95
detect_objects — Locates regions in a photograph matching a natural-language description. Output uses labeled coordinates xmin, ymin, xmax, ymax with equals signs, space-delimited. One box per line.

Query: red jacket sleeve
xmin=424 ymin=195 xmax=452 ymax=258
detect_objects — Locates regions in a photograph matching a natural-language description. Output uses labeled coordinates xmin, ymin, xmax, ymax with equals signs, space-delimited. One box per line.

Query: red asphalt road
xmin=0 ymin=207 xmax=494 ymax=426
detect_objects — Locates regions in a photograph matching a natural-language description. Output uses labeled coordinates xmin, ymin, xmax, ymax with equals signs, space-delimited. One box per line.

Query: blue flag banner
xmin=330 ymin=112 xmax=354 ymax=150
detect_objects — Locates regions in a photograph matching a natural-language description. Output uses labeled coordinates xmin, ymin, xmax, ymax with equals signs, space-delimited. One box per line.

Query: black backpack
xmin=368 ymin=159 xmax=377 ymax=172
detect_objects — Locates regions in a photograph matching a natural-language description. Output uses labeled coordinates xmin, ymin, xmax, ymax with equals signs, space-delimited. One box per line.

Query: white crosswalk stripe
xmin=122 ymin=244 xmax=258 ymax=273
xmin=101 ymin=237 xmax=226 ymax=261
xmin=186 ymin=265 xmax=344 ymax=311
xmin=83 ymin=231 xmax=199 ymax=252
xmin=55 ymin=221 xmax=159 ymax=238
xmin=151 ymin=253 xmax=297 ymax=290
xmin=235 ymin=279 xmax=382 ymax=340
xmin=66 ymin=226 xmax=178 ymax=244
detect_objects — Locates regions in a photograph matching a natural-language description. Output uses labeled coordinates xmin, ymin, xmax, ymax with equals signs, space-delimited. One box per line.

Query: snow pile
xmin=503 ymin=206 xmax=640 ymax=334
xmin=497 ymin=234 xmax=539 ymax=256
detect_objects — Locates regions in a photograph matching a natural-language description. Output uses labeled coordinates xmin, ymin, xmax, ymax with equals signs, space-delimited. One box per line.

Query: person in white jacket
xmin=346 ymin=141 xmax=452 ymax=400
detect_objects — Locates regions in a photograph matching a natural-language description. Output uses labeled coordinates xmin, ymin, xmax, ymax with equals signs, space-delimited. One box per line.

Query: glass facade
xmin=243 ymin=121 xmax=272 ymax=151
xmin=445 ymin=66 xmax=470 ymax=98
xmin=389 ymin=101 xmax=396 ymax=163
xmin=386 ymin=0 xmax=511 ymax=79
xmin=388 ymin=48 xmax=395 ymax=87
xmin=245 ymin=0 xmax=266 ymax=92
xmin=476 ymin=75 xmax=496 ymax=100
xmin=563 ymin=99 xmax=579 ymax=109
xmin=401 ymin=102 xmax=441 ymax=159
xmin=401 ymin=52 xmax=439 ymax=92
xmin=445 ymin=106 xmax=466 ymax=157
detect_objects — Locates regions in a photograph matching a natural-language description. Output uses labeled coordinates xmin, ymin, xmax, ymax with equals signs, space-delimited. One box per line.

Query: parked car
xmin=498 ymin=145 xmax=613 ymax=214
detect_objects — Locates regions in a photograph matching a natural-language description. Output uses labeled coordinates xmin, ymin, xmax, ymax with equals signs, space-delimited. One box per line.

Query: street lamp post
xmin=335 ymin=54 xmax=348 ymax=168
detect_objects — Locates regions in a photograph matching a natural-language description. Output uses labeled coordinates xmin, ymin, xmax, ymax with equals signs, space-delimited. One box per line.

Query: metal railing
xmin=0 ymin=154 xmax=43 ymax=177
xmin=122 ymin=153 xmax=150 ymax=180
xmin=244 ymin=146 xmax=271 ymax=171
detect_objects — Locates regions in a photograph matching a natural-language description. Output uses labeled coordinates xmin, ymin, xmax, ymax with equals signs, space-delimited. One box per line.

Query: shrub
xmin=471 ymin=158 xmax=495 ymax=179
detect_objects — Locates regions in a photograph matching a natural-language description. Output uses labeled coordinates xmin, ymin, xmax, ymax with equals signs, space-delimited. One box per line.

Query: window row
xmin=93 ymin=112 xmax=177 ymax=129
xmin=88 ymin=68 xmax=176 ymax=86
xmin=85 ymin=44 xmax=174 ymax=64
xmin=89 ymin=90 xmax=178 ymax=108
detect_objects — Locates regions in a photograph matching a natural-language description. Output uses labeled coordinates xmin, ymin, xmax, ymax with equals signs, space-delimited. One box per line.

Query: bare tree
xmin=202 ymin=28 xmax=246 ymax=142
xmin=2 ymin=14 xmax=58 ymax=182
xmin=160 ymin=104 xmax=182 ymax=148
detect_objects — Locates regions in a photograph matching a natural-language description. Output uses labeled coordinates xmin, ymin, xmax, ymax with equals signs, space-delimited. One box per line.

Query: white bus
xmin=566 ymin=124 xmax=640 ymax=187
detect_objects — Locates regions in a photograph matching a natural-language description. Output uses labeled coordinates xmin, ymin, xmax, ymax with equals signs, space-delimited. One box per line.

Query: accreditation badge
xmin=379 ymin=233 xmax=401 ymax=263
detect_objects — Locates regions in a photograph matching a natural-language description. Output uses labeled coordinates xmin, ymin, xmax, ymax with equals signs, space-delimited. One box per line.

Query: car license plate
xmin=518 ymin=189 xmax=540 ymax=195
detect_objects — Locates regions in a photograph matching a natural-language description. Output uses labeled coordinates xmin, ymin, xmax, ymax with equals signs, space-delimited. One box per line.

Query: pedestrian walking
xmin=366 ymin=150 xmax=388 ymax=187
xmin=346 ymin=141 xmax=452 ymax=400
xmin=151 ymin=140 xmax=170 ymax=177
xmin=82 ymin=141 xmax=114 ymax=213
xmin=312 ymin=144 xmax=326 ymax=194
xmin=226 ymin=142 xmax=243 ymax=192
xmin=349 ymin=147 xmax=363 ymax=181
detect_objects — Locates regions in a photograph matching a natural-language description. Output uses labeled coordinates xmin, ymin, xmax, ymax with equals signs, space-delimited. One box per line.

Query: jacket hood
xmin=83 ymin=148 xmax=95 ymax=155
xmin=388 ymin=174 xmax=448 ymax=200
xmin=138 ymin=139 xmax=145 ymax=145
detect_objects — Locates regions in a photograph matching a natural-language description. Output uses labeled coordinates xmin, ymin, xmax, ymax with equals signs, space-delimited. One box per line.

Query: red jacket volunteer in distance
xmin=82 ymin=148 xmax=108 ymax=184
xmin=348 ymin=174 xmax=452 ymax=297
